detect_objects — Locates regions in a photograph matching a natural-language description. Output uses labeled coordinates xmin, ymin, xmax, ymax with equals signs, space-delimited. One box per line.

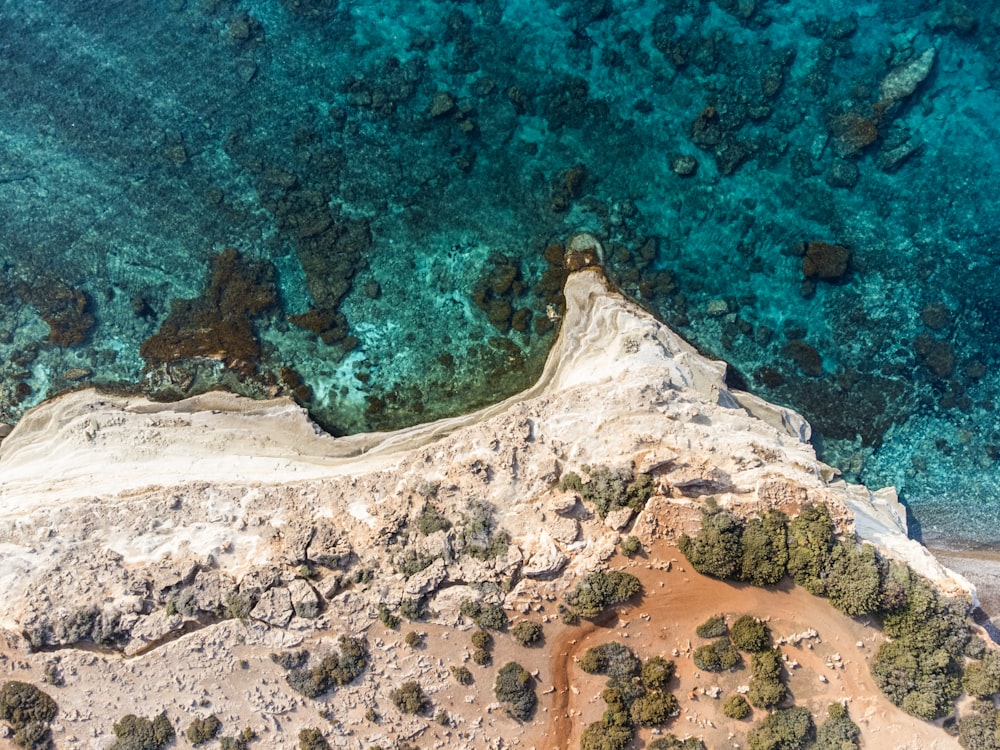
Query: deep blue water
xmin=1 ymin=0 xmax=999 ymax=547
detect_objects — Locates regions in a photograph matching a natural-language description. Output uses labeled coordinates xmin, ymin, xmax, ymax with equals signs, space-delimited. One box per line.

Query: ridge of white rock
xmin=0 ymin=268 xmax=974 ymax=632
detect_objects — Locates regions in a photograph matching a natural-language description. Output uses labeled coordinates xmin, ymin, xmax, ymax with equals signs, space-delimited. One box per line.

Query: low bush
xmin=723 ymin=694 xmax=752 ymax=719
xmin=270 ymin=650 xmax=309 ymax=671
xmin=693 ymin=638 xmax=740 ymax=672
xmin=286 ymin=636 xmax=368 ymax=699
xmin=109 ymin=712 xmax=175 ymax=750
xmin=739 ymin=511 xmax=788 ymax=586
xmin=648 ymin=737 xmax=707 ymax=750
xmin=579 ymin=714 xmax=633 ymax=750
xmin=494 ymin=662 xmax=536 ymax=721
xmin=404 ymin=631 xmax=424 ymax=648
xmin=579 ymin=642 xmax=641 ymax=681
xmin=678 ymin=500 xmax=743 ymax=579
xmin=962 ymin=650 xmax=1000 ymax=699
xmin=460 ymin=599 xmax=509 ymax=631
xmin=566 ymin=570 xmax=641 ymax=618
xmin=814 ymin=702 xmax=860 ymax=750
xmin=746 ymin=706 xmax=815 ymax=750
xmin=471 ymin=629 xmax=493 ymax=650
xmin=695 ymin=615 xmax=728 ymax=639
xmin=12 ymin=721 xmax=53 ymax=750
xmin=620 ymin=536 xmax=642 ymax=557
xmin=747 ymin=649 xmax=787 ymax=709
xmin=390 ymin=681 xmax=430 ymax=715
xmin=377 ymin=603 xmax=399 ymax=629
xmin=511 ymin=621 xmax=544 ymax=647
xmin=560 ymin=467 xmax=655 ymax=519
xmin=731 ymin=616 xmax=771 ymax=653
xmin=629 ymin=690 xmax=679 ymax=726
xmin=472 ymin=647 xmax=492 ymax=666
xmin=417 ymin=503 xmax=452 ymax=535
xmin=641 ymin=656 xmax=676 ymax=691
xmin=450 ymin=665 xmax=473 ymax=685
xmin=0 ymin=682 xmax=57 ymax=731
xmin=957 ymin=703 xmax=1000 ymax=750
xmin=297 ymin=728 xmax=329 ymax=750
xmin=186 ymin=715 xmax=222 ymax=746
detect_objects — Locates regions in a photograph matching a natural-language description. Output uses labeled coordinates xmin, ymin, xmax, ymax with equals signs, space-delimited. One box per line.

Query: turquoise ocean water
xmin=1 ymin=0 xmax=998 ymax=548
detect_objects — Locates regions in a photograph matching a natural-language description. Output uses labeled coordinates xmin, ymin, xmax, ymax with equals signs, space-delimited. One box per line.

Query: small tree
xmin=298 ymin=728 xmax=330 ymax=750
xmin=494 ymin=662 xmax=536 ymax=721
xmin=747 ymin=706 xmax=814 ymax=750
xmin=693 ymin=639 xmax=740 ymax=672
xmin=723 ymin=694 xmax=752 ymax=719
xmin=641 ymin=656 xmax=676 ymax=691
xmin=511 ymin=621 xmax=544 ymax=646
xmin=390 ymin=681 xmax=430 ymax=715
xmin=814 ymin=703 xmax=860 ymax=750
xmin=731 ymin=616 xmax=771 ymax=653
xmin=450 ymin=665 xmax=473 ymax=685
xmin=186 ymin=715 xmax=222 ymax=746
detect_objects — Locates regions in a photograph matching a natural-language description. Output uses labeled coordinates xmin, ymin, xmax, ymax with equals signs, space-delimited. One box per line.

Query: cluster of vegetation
xmin=404 ymin=631 xmax=425 ymax=649
xmin=723 ymin=694 xmax=751 ymax=720
xmin=560 ymin=466 xmax=655 ymax=519
xmin=958 ymin=702 xmax=1000 ymax=750
xmin=416 ymin=502 xmax=452 ymax=536
xmin=620 ymin=536 xmax=643 ymax=557
xmin=472 ymin=628 xmax=494 ymax=665
xmin=511 ymin=620 xmax=544 ymax=647
xmin=110 ymin=712 xmax=175 ymax=750
xmin=398 ymin=597 xmax=429 ymax=622
xmin=494 ymin=662 xmax=537 ymax=721
xmin=814 ymin=703 xmax=860 ymax=750
xmin=680 ymin=500 xmax=973 ymax=720
xmin=730 ymin=616 xmax=771 ymax=653
xmin=565 ymin=570 xmax=642 ymax=619
xmin=390 ymin=681 xmax=430 ymax=715
xmin=692 ymin=639 xmax=740 ymax=672
xmin=578 ymin=642 xmax=679 ymax=750
xmin=647 ymin=738 xmax=707 ymax=750
xmin=298 ymin=727 xmax=329 ymax=750
xmin=460 ymin=598 xmax=509 ymax=631
xmin=450 ymin=665 xmax=474 ymax=685
xmin=0 ymin=681 xmax=58 ymax=750
xmin=695 ymin=615 xmax=728 ymax=639
xmin=284 ymin=636 xmax=369 ymax=699
xmin=218 ymin=727 xmax=256 ymax=750
xmin=453 ymin=500 xmax=510 ymax=561
xmin=747 ymin=649 xmax=788 ymax=709
xmin=377 ymin=603 xmax=400 ymax=629
xmin=394 ymin=549 xmax=438 ymax=579
xmin=186 ymin=715 xmax=222 ymax=746
xmin=746 ymin=706 xmax=814 ymax=750
xmin=53 ymin=605 xmax=128 ymax=647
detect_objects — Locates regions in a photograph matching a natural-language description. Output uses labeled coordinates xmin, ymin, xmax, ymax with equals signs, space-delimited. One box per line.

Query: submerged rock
xmin=879 ymin=48 xmax=936 ymax=103
xmin=801 ymin=242 xmax=851 ymax=280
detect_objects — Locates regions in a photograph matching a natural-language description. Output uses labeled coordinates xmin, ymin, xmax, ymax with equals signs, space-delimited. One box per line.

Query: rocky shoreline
xmin=0 ymin=268 xmax=974 ymax=748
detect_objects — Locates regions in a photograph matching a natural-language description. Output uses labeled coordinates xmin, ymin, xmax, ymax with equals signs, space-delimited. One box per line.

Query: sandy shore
xmin=929 ymin=547 xmax=1000 ymax=623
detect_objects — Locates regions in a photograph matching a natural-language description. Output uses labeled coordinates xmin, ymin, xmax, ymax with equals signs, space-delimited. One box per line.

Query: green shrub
xmin=641 ymin=656 xmax=676 ymax=691
xmin=692 ymin=638 xmax=740 ymax=672
xmin=398 ymin=597 xmax=428 ymax=621
xmin=455 ymin=501 xmax=509 ymax=560
xmin=678 ymin=500 xmax=743 ymax=579
xmin=731 ymin=616 xmax=771 ymax=653
xmin=648 ymin=737 xmax=707 ymax=750
xmin=747 ymin=649 xmax=787 ymax=709
xmin=286 ymin=636 xmax=369 ymax=699
xmin=963 ymin=651 xmax=1000 ymax=698
xmin=746 ymin=706 xmax=815 ymax=750
xmin=826 ymin=543 xmax=884 ymax=616
xmin=298 ymin=728 xmax=330 ymax=750
xmin=404 ymin=631 xmax=424 ymax=648
xmin=579 ymin=642 xmax=642 ymax=681
xmin=723 ymin=694 xmax=752 ymax=719
xmin=579 ymin=715 xmax=634 ymax=750
xmin=871 ymin=577 xmax=967 ymax=720
xmin=377 ymin=603 xmax=400 ymax=629
xmin=629 ymin=691 xmax=679 ymax=726
xmin=417 ymin=503 xmax=452 ymax=535
xmin=395 ymin=549 xmax=437 ymax=578
xmin=450 ymin=665 xmax=473 ymax=685
xmin=814 ymin=702 xmax=860 ymax=750
xmin=460 ymin=599 xmax=509 ymax=631
xmin=565 ymin=570 xmax=641 ymax=618
xmin=511 ymin=621 xmax=544 ymax=646
xmin=186 ymin=715 xmax=222 ymax=746
xmin=472 ymin=647 xmax=492 ymax=666
xmin=390 ymin=681 xmax=429 ymax=715
xmin=739 ymin=511 xmax=788 ymax=586
xmin=0 ymin=682 xmax=57 ymax=731
xmin=621 ymin=536 xmax=642 ymax=557
xmin=12 ymin=721 xmax=53 ymax=750
xmin=957 ymin=703 xmax=1000 ymax=750
xmin=471 ymin=628 xmax=493 ymax=650
xmin=110 ymin=712 xmax=175 ymax=750
xmin=494 ymin=662 xmax=536 ymax=721
xmin=695 ymin=615 xmax=728 ymax=639
xmin=787 ymin=503 xmax=835 ymax=595
xmin=270 ymin=650 xmax=309 ymax=671
xmin=218 ymin=728 xmax=254 ymax=750
xmin=561 ymin=467 xmax=654 ymax=519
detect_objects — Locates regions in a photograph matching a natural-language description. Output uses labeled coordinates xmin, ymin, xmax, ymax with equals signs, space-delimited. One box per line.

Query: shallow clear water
xmin=1 ymin=0 xmax=999 ymax=547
